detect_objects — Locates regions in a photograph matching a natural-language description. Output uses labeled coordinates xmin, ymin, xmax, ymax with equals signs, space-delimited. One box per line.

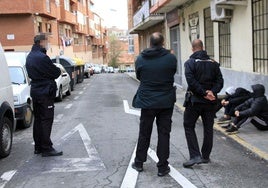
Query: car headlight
xmin=13 ymin=96 xmax=19 ymax=103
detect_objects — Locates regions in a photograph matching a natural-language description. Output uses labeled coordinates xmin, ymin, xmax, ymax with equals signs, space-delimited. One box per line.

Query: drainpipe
xmin=164 ymin=12 xmax=170 ymax=49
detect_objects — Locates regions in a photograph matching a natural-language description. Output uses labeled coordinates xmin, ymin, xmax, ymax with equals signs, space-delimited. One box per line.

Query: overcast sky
xmin=93 ymin=0 xmax=128 ymax=30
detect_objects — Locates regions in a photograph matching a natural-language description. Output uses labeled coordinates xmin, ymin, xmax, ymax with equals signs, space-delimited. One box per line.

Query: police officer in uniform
xmin=26 ymin=34 xmax=63 ymax=157
xmin=183 ymin=39 xmax=223 ymax=167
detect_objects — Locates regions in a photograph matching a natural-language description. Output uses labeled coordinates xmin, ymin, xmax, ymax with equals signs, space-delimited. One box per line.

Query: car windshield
xmin=8 ymin=67 xmax=26 ymax=85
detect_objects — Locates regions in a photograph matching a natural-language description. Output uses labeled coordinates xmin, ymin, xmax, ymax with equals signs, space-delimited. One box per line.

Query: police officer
xmin=131 ymin=32 xmax=177 ymax=176
xmin=183 ymin=39 xmax=223 ymax=168
xmin=26 ymin=34 xmax=63 ymax=157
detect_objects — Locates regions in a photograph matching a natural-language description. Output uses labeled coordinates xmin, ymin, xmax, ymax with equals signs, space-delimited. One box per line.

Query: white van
xmin=0 ymin=43 xmax=15 ymax=158
xmin=6 ymin=58 xmax=33 ymax=128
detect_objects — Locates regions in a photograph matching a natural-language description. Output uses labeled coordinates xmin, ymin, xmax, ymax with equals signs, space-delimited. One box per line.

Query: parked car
xmin=108 ymin=66 xmax=114 ymax=73
xmin=92 ymin=64 xmax=101 ymax=74
xmin=7 ymin=59 xmax=33 ymax=128
xmin=55 ymin=63 xmax=71 ymax=102
xmin=0 ymin=43 xmax=15 ymax=158
xmin=84 ymin=63 xmax=93 ymax=78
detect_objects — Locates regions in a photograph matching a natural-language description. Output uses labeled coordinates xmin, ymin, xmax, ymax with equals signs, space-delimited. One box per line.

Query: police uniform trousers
xmin=32 ymin=97 xmax=54 ymax=151
xmin=183 ymin=103 xmax=216 ymax=159
xmin=135 ymin=107 xmax=173 ymax=170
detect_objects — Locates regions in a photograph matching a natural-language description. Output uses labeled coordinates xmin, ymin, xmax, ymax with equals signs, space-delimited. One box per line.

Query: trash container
xmin=51 ymin=56 xmax=77 ymax=91
xmin=73 ymin=57 xmax=85 ymax=83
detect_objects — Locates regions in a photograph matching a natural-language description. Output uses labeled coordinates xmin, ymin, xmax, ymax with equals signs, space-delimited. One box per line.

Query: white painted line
xmin=123 ymin=100 xmax=140 ymax=116
xmin=83 ymin=87 xmax=86 ymax=90
xmin=64 ymin=103 xmax=73 ymax=109
xmin=54 ymin=114 xmax=64 ymax=123
xmin=147 ymin=148 xmax=197 ymax=188
xmin=0 ymin=170 xmax=17 ymax=188
xmin=79 ymin=91 xmax=84 ymax=95
xmin=46 ymin=124 xmax=105 ymax=173
xmin=74 ymin=96 xmax=80 ymax=100
xmin=120 ymin=145 xmax=138 ymax=188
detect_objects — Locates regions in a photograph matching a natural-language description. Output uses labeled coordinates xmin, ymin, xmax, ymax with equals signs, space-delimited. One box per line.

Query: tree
xmin=108 ymin=35 xmax=122 ymax=68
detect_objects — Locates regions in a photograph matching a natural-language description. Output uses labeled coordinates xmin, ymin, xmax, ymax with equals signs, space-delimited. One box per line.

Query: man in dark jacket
xmin=226 ymin=84 xmax=268 ymax=133
xmin=26 ymin=34 xmax=63 ymax=157
xmin=132 ymin=32 xmax=177 ymax=176
xmin=183 ymin=39 xmax=223 ymax=168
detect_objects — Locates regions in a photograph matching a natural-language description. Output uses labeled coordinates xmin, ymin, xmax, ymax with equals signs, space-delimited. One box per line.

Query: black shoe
xmin=201 ymin=158 xmax=211 ymax=164
xmin=183 ymin=156 xmax=202 ymax=168
xmin=131 ymin=162 xmax=143 ymax=172
xmin=158 ymin=166 xmax=170 ymax=177
xmin=42 ymin=149 xmax=63 ymax=157
xmin=34 ymin=149 xmax=42 ymax=154
xmin=221 ymin=123 xmax=231 ymax=129
xmin=226 ymin=125 xmax=238 ymax=133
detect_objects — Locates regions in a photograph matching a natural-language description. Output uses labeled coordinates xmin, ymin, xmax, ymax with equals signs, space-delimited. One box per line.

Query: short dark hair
xmin=34 ymin=34 xmax=47 ymax=44
xmin=192 ymin=39 xmax=203 ymax=50
xmin=150 ymin=32 xmax=164 ymax=47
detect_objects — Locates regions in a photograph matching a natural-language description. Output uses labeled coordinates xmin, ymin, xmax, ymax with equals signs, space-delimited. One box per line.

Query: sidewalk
xmin=126 ymin=72 xmax=268 ymax=161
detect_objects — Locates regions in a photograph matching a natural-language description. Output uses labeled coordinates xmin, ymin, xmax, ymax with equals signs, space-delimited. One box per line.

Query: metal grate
xmin=219 ymin=22 xmax=231 ymax=68
xmin=204 ymin=8 xmax=214 ymax=59
xmin=252 ymin=0 xmax=268 ymax=74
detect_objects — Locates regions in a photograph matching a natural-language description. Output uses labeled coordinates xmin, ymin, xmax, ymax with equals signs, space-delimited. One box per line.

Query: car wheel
xmin=56 ymin=87 xmax=63 ymax=102
xmin=0 ymin=117 xmax=13 ymax=158
xmin=66 ymin=84 xmax=71 ymax=96
xmin=85 ymin=73 xmax=89 ymax=78
xmin=22 ymin=103 xmax=33 ymax=128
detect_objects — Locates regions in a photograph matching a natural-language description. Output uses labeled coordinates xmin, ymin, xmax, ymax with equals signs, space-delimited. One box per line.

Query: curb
xmin=127 ymin=73 xmax=268 ymax=162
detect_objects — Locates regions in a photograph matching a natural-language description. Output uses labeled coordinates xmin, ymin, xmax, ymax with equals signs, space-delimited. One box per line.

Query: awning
xmin=129 ymin=15 xmax=165 ymax=34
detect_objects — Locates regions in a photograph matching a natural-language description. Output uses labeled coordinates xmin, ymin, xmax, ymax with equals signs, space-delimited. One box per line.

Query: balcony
xmin=129 ymin=0 xmax=164 ymax=34
xmin=150 ymin=0 xmax=188 ymax=13
xmin=59 ymin=9 xmax=76 ymax=25
xmin=74 ymin=24 xmax=88 ymax=34
xmin=33 ymin=0 xmax=58 ymax=19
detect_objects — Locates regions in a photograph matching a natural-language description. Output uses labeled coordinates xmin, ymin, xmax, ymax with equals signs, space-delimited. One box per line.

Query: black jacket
xmin=235 ymin=84 xmax=268 ymax=123
xmin=225 ymin=87 xmax=252 ymax=106
xmin=26 ymin=44 xmax=61 ymax=98
xmin=184 ymin=50 xmax=223 ymax=104
xmin=132 ymin=47 xmax=177 ymax=109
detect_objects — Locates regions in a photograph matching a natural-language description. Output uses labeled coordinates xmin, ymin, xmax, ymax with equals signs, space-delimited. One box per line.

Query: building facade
xmin=128 ymin=0 xmax=268 ymax=94
xmin=0 ymin=0 xmax=107 ymax=64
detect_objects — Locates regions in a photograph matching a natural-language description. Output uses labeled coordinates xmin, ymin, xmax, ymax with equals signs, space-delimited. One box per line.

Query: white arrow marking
xmin=64 ymin=103 xmax=73 ymax=109
xmin=74 ymin=96 xmax=80 ymax=100
xmin=120 ymin=145 xmax=138 ymax=188
xmin=121 ymin=100 xmax=197 ymax=188
xmin=79 ymin=91 xmax=84 ymax=95
xmin=123 ymin=100 xmax=140 ymax=116
xmin=0 ymin=170 xmax=17 ymax=188
xmin=45 ymin=123 xmax=105 ymax=173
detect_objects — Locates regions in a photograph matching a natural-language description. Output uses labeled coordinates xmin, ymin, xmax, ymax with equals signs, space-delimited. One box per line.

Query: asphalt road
xmin=0 ymin=73 xmax=268 ymax=188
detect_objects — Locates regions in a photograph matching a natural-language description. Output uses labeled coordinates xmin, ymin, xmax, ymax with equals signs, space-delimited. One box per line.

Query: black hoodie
xmin=184 ymin=50 xmax=224 ymax=104
xmin=132 ymin=47 xmax=177 ymax=109
xmin=235 ymin=84 xmax=268 ymax=123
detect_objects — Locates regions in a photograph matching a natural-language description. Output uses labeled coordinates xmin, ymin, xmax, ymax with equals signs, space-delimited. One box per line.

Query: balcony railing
xmin=133 ymin=0 xmax=150 ymax=27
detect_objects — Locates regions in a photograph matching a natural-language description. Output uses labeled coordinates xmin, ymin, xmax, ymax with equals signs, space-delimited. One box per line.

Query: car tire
xmin=22 ymin=103 xmax=33 ymax=128
xmin=56 ymin=87 xmax=63 ymax=102
xmin=85 ymin=73 xmax=89 ymax=78
xmin=0 ymin=117 xmax=13 ymax=158
xmin=66 ymin=84 xmax=71 ymax=96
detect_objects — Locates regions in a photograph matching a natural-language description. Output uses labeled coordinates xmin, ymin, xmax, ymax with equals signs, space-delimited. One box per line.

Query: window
xmin=46 ymin=0 xmax=50 ymax=12
xmin=219 ymin=22 xmax=231 ymax=68
xmin=204 ymin=8 xmax=214 ymax=59
xmin=64 ymin=0 xmax=70 ymax=11
xmin=37 ymin=22 xmax=42 ymax=33
xmin=46 ymin=23 xmax=52 ymax=33
xmin=128 ymin=36 xmax=134 ymax=54
xmin=252 ymin=0 xmax=268 ymax=74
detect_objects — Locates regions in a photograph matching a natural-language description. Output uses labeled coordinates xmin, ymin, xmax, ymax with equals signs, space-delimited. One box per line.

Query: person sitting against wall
xmin=217 ymin=87 xmax=252 ymax=125
xmin=225 ymin=84 xmax=268 ymax=133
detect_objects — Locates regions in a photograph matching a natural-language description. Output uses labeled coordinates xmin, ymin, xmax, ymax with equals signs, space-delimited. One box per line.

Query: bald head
xmin=150 ymin=32 xmax=164 ymax=48
xmin=192 ymin=39 xmax=204 ymax=52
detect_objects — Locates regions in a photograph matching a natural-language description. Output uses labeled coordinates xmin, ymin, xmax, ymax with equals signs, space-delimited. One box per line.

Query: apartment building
xmin=128 ymin=0 xmax=268 ymax=94
xmin=0 ymin=0 xmax=107 ymax=64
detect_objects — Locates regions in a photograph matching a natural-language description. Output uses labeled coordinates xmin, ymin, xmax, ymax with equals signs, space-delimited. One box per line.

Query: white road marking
xmin=64 ymin=103 xmax=73 ymax=109
xmin=122 ymin=100 xmax=197 ymax=188
xmin=0 ymin=170 xmax=17 ymax=188
xmin=148 ymin=148 xmax=197 ymax=188
xmin=79 ymin=91 xmax=84 ymax=95
xmin=74 ymin=96 xmax=80 ymax=100
xmin=120 ymin=146 xmax=138 ymax=188
xmin=83 ymin=87 xmax=86 ymax=90
xmin=54 ymin=114 xmax=64 ymax=123
xmin=123 ymin=100 xmax=140 ymax=116
xmin=45 ymin=123 xmax=105 ymax=173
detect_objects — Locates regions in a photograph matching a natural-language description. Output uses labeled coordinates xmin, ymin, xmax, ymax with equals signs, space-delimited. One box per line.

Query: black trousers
xmin=183 ymin=103 xmax=216 ymax=159
xmin=233 ymin=116 xmax=268 ymax=130
xmin=135 ymin=107 xmax=173 ymax=170
xmin=32 ymin=97 xmax=55 ymax=151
